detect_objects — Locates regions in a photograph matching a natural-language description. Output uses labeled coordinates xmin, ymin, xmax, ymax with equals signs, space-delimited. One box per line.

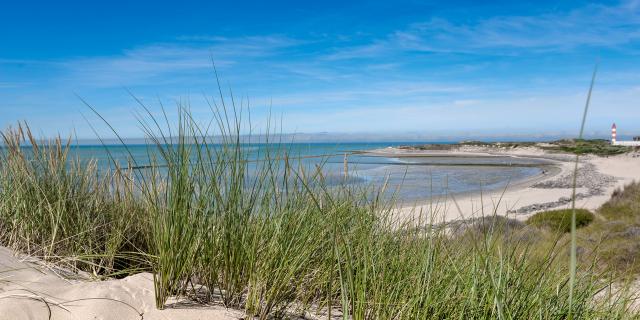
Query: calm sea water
xmin=66 ymin=142 xmax=548 ymax=202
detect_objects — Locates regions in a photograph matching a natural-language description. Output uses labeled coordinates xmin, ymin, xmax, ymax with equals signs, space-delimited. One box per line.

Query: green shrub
xmin=527 ymin=209 xmax=594 ymax=233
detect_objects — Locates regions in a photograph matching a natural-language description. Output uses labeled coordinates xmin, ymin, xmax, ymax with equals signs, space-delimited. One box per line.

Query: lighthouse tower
xmin=611 ymin=123 xmax=617 ymax=144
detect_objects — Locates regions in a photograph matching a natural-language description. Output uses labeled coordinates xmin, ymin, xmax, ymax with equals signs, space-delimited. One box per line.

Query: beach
xmin=367 ymin=145 xmax=640 ymax=225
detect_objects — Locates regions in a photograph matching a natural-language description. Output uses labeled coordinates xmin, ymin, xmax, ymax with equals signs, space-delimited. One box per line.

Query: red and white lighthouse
xmin=611 ymin=123 xmax=617 ymax=144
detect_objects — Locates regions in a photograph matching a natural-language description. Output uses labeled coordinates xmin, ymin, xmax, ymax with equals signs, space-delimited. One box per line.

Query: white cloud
xmin=326 ymin=1 xmax=640 ymax=60
xmin=48 ymin=35 xmax=303 ymax=88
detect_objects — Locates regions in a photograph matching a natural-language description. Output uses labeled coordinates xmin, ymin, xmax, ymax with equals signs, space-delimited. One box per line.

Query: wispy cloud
xmin=0 ymin=82 xmax=21 ymax=89
xmin=60 ymin=46 xmax=223 ymax=87
xmin=326 ymin=1 xmax=640 ymax=60
xmin=248 ymin=80 xmax=475 ymax=108
xmin=50 ymin=35 xmax=304 ymax=88
xmin=409 ymin=4 xmax=640 ymax=51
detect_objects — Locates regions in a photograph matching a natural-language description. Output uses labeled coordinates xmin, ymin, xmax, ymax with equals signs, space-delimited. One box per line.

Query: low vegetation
xmin=524 ymin=182 xmax=640 ymax=277
xmin=402 ymin=138 xmax=632 ymax=156
xmin=0 ymin=103 xmax=639 ymax=318
xmin=576 ymin=182 xmax=640 ymax=275
xmin=527 ymin=209 xmax=595 ymax=233
xmin=540 ymin=139 xmax=631 ymax=156
xmin=398 ymin=141 xmax=538 ymax=151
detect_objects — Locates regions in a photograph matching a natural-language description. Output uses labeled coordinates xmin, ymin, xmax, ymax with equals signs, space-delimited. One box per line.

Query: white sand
xmin=381 ymin=147 xmax=640 ymax=224
xmin=0 ymin=246 xmax=242 ymax=320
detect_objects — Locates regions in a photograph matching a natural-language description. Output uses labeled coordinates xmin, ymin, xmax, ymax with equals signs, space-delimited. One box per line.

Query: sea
xmin=65 ymin=142 xmax=550 ymax=203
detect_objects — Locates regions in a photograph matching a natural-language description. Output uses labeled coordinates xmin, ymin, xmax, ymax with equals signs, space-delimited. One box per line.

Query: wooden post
xmin=343 ymin=153 xmax=348 ymax=179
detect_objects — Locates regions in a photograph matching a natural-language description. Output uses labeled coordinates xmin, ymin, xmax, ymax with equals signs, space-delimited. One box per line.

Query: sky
xmin=2 ymin=0 xmax=640 ymax=140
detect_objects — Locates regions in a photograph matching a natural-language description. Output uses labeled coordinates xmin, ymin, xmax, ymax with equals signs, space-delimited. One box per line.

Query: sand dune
xmin=0 ymin=246 xmax=242 ymax=320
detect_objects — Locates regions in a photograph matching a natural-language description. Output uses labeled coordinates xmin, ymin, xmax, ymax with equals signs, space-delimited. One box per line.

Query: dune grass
xmin=0 ymin=92 xmax=638 ymax=318
xmin=570 ymin=182 xmax=640 ymax=277
xmin=0 ymin=123 xmax=150 ymax=276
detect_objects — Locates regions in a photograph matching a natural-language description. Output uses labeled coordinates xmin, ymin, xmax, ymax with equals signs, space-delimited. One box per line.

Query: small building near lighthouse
xmin=611 ymin=123 xmax=640 ymax=146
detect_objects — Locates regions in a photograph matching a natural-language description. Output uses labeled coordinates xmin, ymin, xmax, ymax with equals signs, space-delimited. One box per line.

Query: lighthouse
xmin=610 ymin=123 xmax=640 ymax=146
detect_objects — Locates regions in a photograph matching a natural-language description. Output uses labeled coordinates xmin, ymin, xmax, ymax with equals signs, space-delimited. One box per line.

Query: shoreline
xmin=363 ymin=145 xmax=565 ymax=204
xmin=361 ymin=146 xmax=563 ymax=199
xmin=367 ymin=146 xmax=640 ymax=224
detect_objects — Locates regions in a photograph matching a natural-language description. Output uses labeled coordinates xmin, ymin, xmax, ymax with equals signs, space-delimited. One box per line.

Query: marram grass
xmin=0 ymin=103 xmax=637 ymax=318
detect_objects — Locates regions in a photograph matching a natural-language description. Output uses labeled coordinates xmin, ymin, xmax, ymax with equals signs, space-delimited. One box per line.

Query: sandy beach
xmin=0 ymin=245 xmax=244 ymax=320
xmin=367 ymin=146 xmax=640 ymax=225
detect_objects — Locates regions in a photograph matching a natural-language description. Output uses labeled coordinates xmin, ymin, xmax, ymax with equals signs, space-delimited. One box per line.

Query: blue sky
xmin=2 ymin=0 xmax=640 ymax=139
